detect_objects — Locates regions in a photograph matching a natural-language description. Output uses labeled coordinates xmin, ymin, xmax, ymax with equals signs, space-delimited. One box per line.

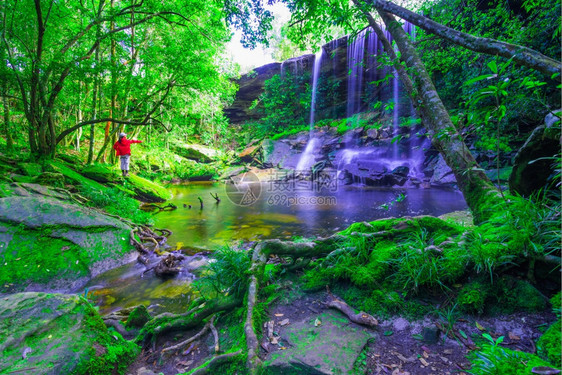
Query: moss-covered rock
xmin=494 ymin=277 xmax=548 ymax=314
xmin=47 ymin=161 xmax=107 ymax=192
xmin=537 ymin=320 xmax=561 ymax=368
xmin=82 ymin=164 xmax=122 ymax=183
xmin=17 ymin=162 xmax=43 ymax=177
xmin=0 ymin=292 xmax=139 ymax=375
xmin=125 ymin=305 xmax=152 ymax=329
xmin=32 ymin=172 xmax=65 ymax=187
xmin=171 ymin=142 xmax=221 ymax=163
xmin=457 ymin=280 xmax=490 ymax=314
xmin=126 ymin=174 xmax=171 ymax=202
xmin=0 ymin=196 xmax=134 ymax=292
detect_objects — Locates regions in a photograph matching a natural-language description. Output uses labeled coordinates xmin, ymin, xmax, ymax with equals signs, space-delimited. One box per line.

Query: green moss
xmin=82 ymin=164 xmax=122 ymax=183
xmin=457 ymin=280 xmax=490 ymax=314
xmin=73 ymin=300 xmax=140 ymax=375
xmin=537 ymin=320 xmax=561 ymax=368
xmin=125 ymin=305 xmax=151 ymax=329
xmin=492 ymin=277 xmax=547 ymax=314
xmin=48 ymin=161 xmax=106 ymax=192
xmin=127 ymin=174 xmax=171 ymax=202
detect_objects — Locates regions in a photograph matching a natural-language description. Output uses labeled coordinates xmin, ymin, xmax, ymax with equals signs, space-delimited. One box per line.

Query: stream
xmin=87 ymin=182 xmax=468 ymax=315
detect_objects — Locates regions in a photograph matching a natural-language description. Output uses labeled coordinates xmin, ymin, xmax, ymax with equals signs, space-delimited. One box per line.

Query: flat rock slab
xmin=264 ymin=309 xmax=373 ymax=375
xmin=0 ymin=196 xmax=128 ymax=229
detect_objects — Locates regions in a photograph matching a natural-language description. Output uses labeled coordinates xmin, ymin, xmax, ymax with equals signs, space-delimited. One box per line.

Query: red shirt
xmin=113 ymin=138 xmax=142 ymax=156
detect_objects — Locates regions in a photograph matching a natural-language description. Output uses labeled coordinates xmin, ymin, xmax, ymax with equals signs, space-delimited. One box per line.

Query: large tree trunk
xmin=374 ymin=9 xmax=500 ymax=223
xmin=369 ymin=0 xmax=560 ymax=78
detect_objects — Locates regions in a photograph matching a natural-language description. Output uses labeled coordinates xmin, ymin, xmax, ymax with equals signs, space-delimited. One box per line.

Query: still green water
xmin=88 ymin=182 xmax=467 ymax=314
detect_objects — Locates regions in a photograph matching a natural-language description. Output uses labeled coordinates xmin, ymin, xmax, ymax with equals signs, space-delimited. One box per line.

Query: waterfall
xmin=346 ymin=28 xmax=369 ymax=119
xmin=296 ymin=49 xmax=325 ymax=172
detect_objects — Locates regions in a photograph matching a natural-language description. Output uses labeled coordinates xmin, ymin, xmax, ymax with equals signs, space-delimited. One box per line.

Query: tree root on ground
xmin=325 ymin=295 xmax=378 ymax=327
xmin=187 ymin=350 xmax=243 ymax=375
xmin=137 ymin=296 xmax=242 ymax=344
xmin=160 ymin=315 xmax=216 ymax=357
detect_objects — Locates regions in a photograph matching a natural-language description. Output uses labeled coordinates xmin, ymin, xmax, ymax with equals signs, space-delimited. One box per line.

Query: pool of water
xmin=153 ymin=182 xmax=468 ymax=249
xmin=88 ymin=182 xmax=468 ymax=314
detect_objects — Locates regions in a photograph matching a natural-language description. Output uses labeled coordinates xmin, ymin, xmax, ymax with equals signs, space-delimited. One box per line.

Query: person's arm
xmin=131 ymin=140 xmax=143 ymax=144
xmin=113 ymin=142 xmax=118 ymax=150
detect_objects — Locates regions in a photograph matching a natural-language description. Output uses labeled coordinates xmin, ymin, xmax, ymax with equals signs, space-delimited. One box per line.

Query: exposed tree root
xmin=187 ymin=350 xmax=243 ymax=375
xmin=154 ymin=254 xmax=184 ymax=277
xmin=210 ymin=318 xmax=219 ymax=353
xmin=325 ymin=297 xmax=379 ymax=327
xmin=160 ymin=315 xmax=215 ymax=357
xmin=137 ymin=296 xmax=242 ymax=344
xmin=103 ymin=318 xmax=136 ymax=339
xmin=245 ymin=243 xmax=268 ymax=374
xmin=141 ymin=203 xmax=177 ymax=212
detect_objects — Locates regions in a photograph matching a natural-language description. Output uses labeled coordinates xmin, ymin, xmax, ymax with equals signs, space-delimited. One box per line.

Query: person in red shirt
xmin=113 ymin=132 xmax=142 ymax=177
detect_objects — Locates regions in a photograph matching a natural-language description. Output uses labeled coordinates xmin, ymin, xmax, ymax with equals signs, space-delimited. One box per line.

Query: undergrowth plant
xmin=198 ymin=245 xmax=251 ymax=299
xmin=80 ymin=186 xmax=152 ymax=225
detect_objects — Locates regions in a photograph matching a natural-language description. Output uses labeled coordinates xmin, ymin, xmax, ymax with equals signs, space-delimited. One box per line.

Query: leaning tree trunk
xmin=370 ymin=0 xmax=560 ymax=78
xmin=374 ymin=9 xmax=500 ymax=223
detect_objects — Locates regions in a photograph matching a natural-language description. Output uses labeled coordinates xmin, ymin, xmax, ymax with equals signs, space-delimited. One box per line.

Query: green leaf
xmin=464 ymin=74 xmax=496 ymax=86
xmin=459 ymin=329 xmax=468 ymax=339
xmin=487 ymin=60 xmax=498 ymax=74
xmin=384 ymin=330 xmax=394 ymax=336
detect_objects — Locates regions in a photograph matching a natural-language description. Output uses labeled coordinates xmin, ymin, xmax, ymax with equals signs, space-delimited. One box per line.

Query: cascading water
xmin=296 ymin=49 xmax=324 ymax=172
xmin=292 ymin=21 xmax=426 ymax=186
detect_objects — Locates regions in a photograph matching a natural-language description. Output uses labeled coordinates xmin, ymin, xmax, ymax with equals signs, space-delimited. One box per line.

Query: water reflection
xmin=155 ymin=182 xmax=468 ymax=249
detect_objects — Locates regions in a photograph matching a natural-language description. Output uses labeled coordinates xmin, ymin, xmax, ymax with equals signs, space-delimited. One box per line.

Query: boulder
xmin=509 ymin=124 xmax=561 ymax=196
xmin=429 ymin=155 xmax=456 ymax=186
xmin=171 ymin=142 xmax=220 ymax=163
xmin=0 ymin=292 xmax=139 ymax=374
xmin=0 ymin=196 xmax=135 ymax=292
xmin=239 ymin=145 xmax=260 ymax=162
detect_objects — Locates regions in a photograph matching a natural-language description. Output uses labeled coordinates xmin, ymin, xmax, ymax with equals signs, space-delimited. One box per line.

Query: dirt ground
xmin=126 ymin=289 xmax=556 ymax=375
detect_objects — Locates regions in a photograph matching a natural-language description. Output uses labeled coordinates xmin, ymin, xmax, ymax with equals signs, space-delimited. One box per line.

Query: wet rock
xmin=429 ymin=155 xmax=456 ymax=186
xmin=0 ymin=292 xmax=138 ymax=374
xmin=509 ymin=124 xmax=561 ymax=196
xmin=366 ymin=128 xmax=379 ymax=140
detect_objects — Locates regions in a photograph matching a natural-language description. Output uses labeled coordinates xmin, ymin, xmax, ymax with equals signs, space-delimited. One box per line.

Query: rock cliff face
xmin=225 ymin=29 xmax=411 ymax=125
